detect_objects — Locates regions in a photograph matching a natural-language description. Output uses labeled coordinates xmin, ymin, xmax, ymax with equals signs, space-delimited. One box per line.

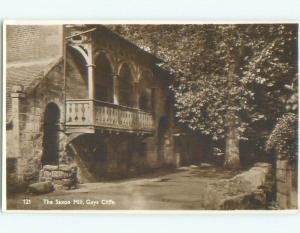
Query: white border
xmin=2 ymin=20 xmax=300 ymax=214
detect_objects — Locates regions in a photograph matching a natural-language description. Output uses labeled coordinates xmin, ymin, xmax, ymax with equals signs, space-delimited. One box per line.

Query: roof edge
xmin=24 ymin=56 xmax=63 ymax=94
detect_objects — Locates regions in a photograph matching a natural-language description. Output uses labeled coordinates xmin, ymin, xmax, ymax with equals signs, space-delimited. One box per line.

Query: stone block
xmin=27 ymin=181 xmax=54 ymax=194
xmin=62 ymin=178 xmax=74 ymax=186
xmin=233 ymin=163 xmax=272 ymax=189
xmin=290 ymin=191 xmax=298 ymax=209
xmin=43 ymin=165 xmax=59 ymax=171
xmin=58 ymin=164 xmax=73 ymax=172
xmin=276 ymin=181 xmax=289 ymax=194
xmin=52 ymin=179 xmax=63 ymax=185
xmin=39 ymin=170 xmax=44 ymax=177
xmin=276 ymin=169 xmax=287 ymax=182
xmin=53 ymin=184 xmax=64 ymax=191
xmin=51 ymin=170 xmax=65 ymax=179
xmin=43 ymin=170 xmax=52 ymax=177
xmin=277 ymin=192 xmax=288 ymax=209
xmin=277 ymin=160 xmax=289 ymax=170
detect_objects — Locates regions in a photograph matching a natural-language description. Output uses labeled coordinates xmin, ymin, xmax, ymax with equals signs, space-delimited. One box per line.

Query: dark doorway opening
xmin=42 ymin=103 xmax=60 ymax=166
xmin=118 ymin=64 xmax=135 ymax=107
xmin=158 ymin=116 xmax=169 ymax=162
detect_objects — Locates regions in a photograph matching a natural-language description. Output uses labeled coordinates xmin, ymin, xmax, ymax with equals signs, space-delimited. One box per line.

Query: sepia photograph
xmin=2 ymin=23 xmax=298 ymax=211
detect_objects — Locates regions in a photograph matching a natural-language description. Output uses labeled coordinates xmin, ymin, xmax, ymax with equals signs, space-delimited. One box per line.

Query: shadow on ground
xmin=7 ymin=164 xmax=270 ymax=210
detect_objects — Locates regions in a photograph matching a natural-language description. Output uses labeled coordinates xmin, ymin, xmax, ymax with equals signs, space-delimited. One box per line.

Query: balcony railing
xmin=65 ymin=99 xmax=154 ymax=133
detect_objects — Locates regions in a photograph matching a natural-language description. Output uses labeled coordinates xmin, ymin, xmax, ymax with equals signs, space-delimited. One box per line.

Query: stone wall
xmin=6 ymin=61 xmax=67 ymax=188
xmin=276 ymin=159 xmax=298 ymax=209
xmin=39 ymin=165 xmax=77 ymax=190
xmin=68 ymin=133 xmax=166 ymax=182
xmin=221 ymin=162 xmax=273 ymax=210
xmin=21 ymin=61 xmax=66 ymax=184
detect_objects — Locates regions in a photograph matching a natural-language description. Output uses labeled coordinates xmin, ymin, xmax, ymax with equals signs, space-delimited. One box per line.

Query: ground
xmin=7 ymin=165 xmax=267 ymax=211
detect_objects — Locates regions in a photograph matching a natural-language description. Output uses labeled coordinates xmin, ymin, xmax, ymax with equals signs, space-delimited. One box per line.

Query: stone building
xmin=6 ymin=25 xmax=176 ymax=190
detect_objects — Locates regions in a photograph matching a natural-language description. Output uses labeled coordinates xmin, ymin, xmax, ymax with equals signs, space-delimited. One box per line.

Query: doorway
xmin=41 ymin=103 xmax=60 ymax=166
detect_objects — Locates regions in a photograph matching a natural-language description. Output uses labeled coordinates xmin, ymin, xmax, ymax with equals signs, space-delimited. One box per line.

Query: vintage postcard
xmin=2 ymin=22 xmax=299 ymax=212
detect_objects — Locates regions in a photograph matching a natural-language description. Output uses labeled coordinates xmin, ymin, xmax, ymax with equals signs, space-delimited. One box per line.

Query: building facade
xmin=6 ymin=25 xmax=176 ymax=190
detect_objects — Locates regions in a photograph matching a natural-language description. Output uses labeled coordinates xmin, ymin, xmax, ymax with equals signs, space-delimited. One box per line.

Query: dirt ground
xmin=6 ymin=165 xmax=248 ymax=211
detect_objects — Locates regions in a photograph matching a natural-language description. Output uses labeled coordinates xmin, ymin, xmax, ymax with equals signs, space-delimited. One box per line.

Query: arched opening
xmin=118 ymin=64 xmax=135 ymax=107
xmin=158 ymin=116 xmax=169 ymax=162
xmin=42 ymin=103 xmax=60 ymax=166
xmin=66 ymin=47 xmax=89 ymax=99
xmin=138 ymin=71 xmax=155 ymax=112
xmin=94 ymin=53 xmax=114 ymax=102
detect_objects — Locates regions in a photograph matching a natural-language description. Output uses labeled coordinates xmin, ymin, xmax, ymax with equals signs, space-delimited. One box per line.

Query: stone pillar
xmin=276 ymin=159 xmax=298 ymax=209
xmin=11 ymin=85 xmax=25 ymax=156
xmin=10 ymin=85 xmax=26 ymax=183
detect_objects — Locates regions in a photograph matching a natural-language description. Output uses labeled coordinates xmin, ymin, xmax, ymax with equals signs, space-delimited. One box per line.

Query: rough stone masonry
xmin=39 ymin=165 xmax=77 ymax=190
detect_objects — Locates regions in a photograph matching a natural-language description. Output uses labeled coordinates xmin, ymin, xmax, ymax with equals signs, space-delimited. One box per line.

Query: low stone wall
xmin=39 ymin=165 xmax=77 ymax=190
xmin=276 ymin=159 xmax=297 ymax=209
xmin=220 ymin=162 xmax=273 ymax=210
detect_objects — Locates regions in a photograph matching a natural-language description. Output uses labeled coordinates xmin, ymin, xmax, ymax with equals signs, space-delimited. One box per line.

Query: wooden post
xmin=86 ymin=44 xmax=95 ymax=125
xmin=86 ymin=44 xmax=94 ymax=100
xmin=113 ymin=74 xmax=119 ymax=104
xmin=134 ymin=82 xmax=139 ymax=108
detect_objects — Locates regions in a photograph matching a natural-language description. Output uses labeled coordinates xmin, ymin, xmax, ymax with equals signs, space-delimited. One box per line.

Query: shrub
xmin=266 ymin=113 xmax=298 ymax=162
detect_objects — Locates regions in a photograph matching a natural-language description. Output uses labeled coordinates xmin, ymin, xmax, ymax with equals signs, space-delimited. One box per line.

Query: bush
xmin=266 ymin=113 xmax=298 ymax=162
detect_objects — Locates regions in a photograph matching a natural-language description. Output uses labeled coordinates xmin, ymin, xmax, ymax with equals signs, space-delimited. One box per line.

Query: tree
xmin=112 ymin=24 xmax=297 ymax=169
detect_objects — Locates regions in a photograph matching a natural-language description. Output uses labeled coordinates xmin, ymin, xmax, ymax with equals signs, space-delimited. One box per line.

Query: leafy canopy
xmin=113 ymin=24 xmax=297 ymax=141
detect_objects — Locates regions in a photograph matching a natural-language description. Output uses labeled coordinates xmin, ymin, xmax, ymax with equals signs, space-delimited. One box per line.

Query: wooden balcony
xmin=65 ymin=99 xmax=154 ymax=134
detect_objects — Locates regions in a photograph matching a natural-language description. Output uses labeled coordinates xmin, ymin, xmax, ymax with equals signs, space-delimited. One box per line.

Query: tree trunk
xmin=224 ymin=125 xmax=240 ymax=169
xmin=224 ymin=61 xmax=241 ymax=170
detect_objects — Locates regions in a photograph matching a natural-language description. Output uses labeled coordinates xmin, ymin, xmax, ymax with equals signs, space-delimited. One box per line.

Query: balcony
xmin=65 ymin=99 xmax=154 ymax=134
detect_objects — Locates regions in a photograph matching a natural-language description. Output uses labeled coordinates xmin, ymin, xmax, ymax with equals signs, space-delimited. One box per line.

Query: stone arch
xmin=117 ymin=61 xmax=137 ymax=82
xmin=68 ymin=45 xmax=89 ymax=64
xmin=41 ymin=102 xmax=60 ymax=166
xmin=94 ymin=52 xmax=114 ymax=102
xmin=117 ymin=63 xmax=135 ymax=107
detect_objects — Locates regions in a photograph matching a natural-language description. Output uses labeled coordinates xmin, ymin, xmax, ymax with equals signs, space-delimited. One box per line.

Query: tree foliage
xmin=266 ymin=113 xmax=297 ymax=162
xmin=112 ymin=24 xmax=298 ymax=154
